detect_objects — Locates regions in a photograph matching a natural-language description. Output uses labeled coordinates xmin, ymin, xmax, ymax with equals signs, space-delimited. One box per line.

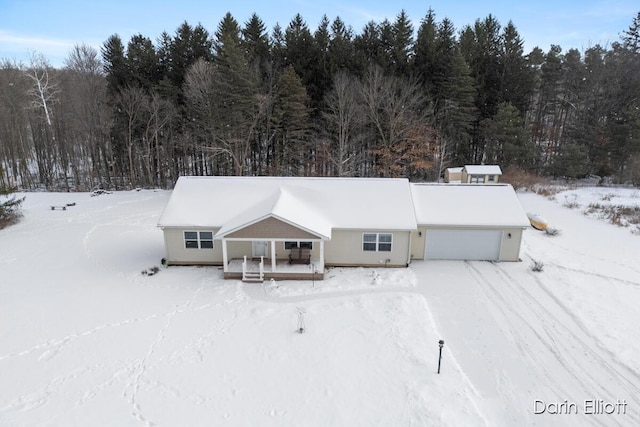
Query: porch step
xmin=242 ymin=272 xmax=264 ymax=283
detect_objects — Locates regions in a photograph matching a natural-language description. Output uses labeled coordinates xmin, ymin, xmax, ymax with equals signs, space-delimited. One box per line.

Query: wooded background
xmin=1 ymin=9 xmax=639 ymax=191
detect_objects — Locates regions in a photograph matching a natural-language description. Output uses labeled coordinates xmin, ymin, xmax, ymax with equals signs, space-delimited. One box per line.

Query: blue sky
xmin=1 ymin=0 xmax=638 ymax=67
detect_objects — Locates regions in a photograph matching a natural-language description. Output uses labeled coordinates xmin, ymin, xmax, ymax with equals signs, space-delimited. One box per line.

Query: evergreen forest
xmin=1 ymin=9 xmax=640 ymax=190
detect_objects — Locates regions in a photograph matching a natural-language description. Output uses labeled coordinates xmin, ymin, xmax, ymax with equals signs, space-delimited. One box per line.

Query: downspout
xmin=406 ymin=230 xmax=413 ymax=266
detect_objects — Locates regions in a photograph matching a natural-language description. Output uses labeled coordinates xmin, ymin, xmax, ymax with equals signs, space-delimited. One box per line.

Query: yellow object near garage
xmin=527 ymin=213 xmax=548 ymax=230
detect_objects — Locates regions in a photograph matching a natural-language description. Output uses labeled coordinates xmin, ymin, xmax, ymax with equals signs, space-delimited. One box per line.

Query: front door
xmin=252 ymin=241 xmax=269 ymax=258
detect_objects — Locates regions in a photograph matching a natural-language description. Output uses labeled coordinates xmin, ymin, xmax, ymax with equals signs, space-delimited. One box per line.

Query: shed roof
xmin=158 ymin=176 xmax=418 ymax=232
xmin=463 ymin=165 xmax=502 ymax=175
xmin=410 ymin=184 xmax=529 ymax=227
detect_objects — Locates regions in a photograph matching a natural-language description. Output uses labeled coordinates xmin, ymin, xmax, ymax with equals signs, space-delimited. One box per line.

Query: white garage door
xmin=425 ymin=229 xmax=502 ymax=261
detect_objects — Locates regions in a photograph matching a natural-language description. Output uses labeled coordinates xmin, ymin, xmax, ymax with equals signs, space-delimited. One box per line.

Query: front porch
xmin=217 ymin=212 xmax=330 ymax=282
xmin=224 ymin=256 xmax=325 ymax=281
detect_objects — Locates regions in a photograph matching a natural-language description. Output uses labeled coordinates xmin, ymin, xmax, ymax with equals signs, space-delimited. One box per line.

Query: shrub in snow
xmin=535 ymin=187 xmax=558 ymax=200
xmin=544 ymin=228 xmax=560 ymax=237
xmin=563 ymin=194 xmax=579 ymax=209
xmin=141 ymin=266 xmax=160 ymax=276
xmin=530 ymin=260 xmax=544 ymax=272
xmin=584 ymin=203 xmax=640 ymax=228
xmin=501 ymin=167 xmax=549 ymax=191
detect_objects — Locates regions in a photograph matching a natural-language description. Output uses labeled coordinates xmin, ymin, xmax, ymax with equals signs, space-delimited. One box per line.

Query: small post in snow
xmin=437 ymin=340 xmax=445 ymax=374
xmin=296 ymin=307 xmax=306 ymax=334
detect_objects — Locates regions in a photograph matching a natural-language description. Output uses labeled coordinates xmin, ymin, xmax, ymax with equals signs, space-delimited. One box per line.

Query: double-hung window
xmin=362 ymin=233 xmax=392 ymax=252
xmin=184 ymin=231 xmax=214 ymax=249
xmin=284 ymin=241 xmax=313 ymax=250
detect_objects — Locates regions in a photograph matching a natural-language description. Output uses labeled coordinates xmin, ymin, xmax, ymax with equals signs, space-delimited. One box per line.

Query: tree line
xmin=1 ymin=9 xmax=640 ymax=191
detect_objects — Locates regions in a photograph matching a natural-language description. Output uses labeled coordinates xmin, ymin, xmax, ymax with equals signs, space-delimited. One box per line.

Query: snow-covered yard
xmin=1 ymin=186 xmax=639 ymax=426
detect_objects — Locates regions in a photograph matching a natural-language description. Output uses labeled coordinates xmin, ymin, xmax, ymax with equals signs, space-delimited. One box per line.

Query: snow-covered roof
xmin=410 ymin=184 xmax=530 ymax=227
xmin=463 ymin=165 xmax=502 ymax=175
xmin=158 ymin=176 xmax=418 ymax=232
xmin=216 ymin=187 xmax=332 ymax=239
xmin=446 ymin=167 xmax=464 ymax=173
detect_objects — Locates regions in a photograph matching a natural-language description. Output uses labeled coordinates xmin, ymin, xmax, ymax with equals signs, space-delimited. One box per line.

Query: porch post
xmin=319 ymin=240 xmax=325 ymax=272
xmin=271 ymin=240 xmax=277 ymax=272
xmin=222 ymin=239 xmax=228 ymax=272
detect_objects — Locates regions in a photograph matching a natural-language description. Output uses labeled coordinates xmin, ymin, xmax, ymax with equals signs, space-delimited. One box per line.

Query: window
xmin=488 ymin=175 xmax=496 ymax=182
xmin=470 ymin=175 xmax=485 ymax=184
xmin=184 ymin=231 xmax=214 ymax=249
xmin=284 ymin=241 xmax=313 ymax=250
xmin=363 ymin=233 xmax=392 ymax=252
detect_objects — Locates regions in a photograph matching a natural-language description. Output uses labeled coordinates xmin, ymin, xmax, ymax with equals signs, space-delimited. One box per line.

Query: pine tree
xmin=271 ymin=65 xmax=311 ymax=175
xmin=242 ymin=13 xmax=271 ymax=79
xmin=483 ymin=102 xmax=532 ymax=168
xmin=438 ymin=48 xmax=478 ymax=167
xmin=499 ymin=21 xmax=534 ymax=115
xmin=622 ymin=11 xmax=640 ymax=53
xmin=126 ymin=34 xmax=159 ymax=91
xmin=413 ymin=8 xmax=438 ymax=92
xmin=212 ymin=12 xmax=263 ymax=175
xmin=390 ymin=10 xmax=414 ymax=76
xmin=0 ymin=185 xmax=24 ymax=228
xmin=353 ymin=21 xmax=383 ymax=71
xmin=328 ymin=17 xmax=356 ymax=75
xmin=311 ymin=15 xmax=332 ymax=109
xmin=168 ymin=22 xmax=213 ymax=90
xmin=284 ymin=15 xmax=315 ymax=84
xmin=101 ymin=34 xmax=129 ymax=95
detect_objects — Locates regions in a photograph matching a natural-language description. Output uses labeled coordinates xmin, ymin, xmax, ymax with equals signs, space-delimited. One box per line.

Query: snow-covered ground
xmin=1 ymin=186 xmax=639 ymax=426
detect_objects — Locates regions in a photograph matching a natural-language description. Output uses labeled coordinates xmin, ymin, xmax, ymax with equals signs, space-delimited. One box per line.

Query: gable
xmin=224 ymin=216 xmax=323 ymax=240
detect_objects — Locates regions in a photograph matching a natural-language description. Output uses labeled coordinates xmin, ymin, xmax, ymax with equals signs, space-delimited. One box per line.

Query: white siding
xmin=163 ymin=228 xmax=222 ymax=265
xmin=324 ymin=230 xmax=410 ymax=267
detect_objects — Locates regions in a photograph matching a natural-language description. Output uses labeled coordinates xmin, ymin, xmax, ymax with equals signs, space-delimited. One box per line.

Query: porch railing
xmin=242 ymin=255 xmax=264 ymax=282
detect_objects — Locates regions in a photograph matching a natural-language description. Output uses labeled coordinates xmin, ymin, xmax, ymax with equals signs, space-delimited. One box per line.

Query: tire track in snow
xmin=462 ymin=262 xmax=586 ymax=424
xmin=468 ymin=261 xmax=640 ymax=426
xmin=546 ymin=261 xmax=640 ymax=288
xmin=516 ymin=264 xmax=640 ymax=387
xmin=531 ymin=237 xmax=640 ymax=277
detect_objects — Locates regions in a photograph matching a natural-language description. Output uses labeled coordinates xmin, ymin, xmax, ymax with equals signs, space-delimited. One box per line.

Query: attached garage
xmin=425 ymin=229 xmax=502 ymax=260
xmin=410 ymin=184 xmax=530 ymax=262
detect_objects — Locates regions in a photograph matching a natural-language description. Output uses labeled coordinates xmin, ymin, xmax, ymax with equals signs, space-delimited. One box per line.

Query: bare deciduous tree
xmin=116 ymin=85 xmax=148 ymax=187
xmin=322 ymin=71 xmax=365 ymax=176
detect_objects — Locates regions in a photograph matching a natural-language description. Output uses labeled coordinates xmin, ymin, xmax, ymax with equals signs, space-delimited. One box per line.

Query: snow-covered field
xmin=1 ymin=186 xmax=639 ymax=426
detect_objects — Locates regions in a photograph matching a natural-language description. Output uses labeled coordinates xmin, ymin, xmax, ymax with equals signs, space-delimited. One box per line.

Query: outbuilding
xmin=444 ymin=167 xmax=463 ymax=183
xmin=461 ymin=165 xmax=502 ymax=184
